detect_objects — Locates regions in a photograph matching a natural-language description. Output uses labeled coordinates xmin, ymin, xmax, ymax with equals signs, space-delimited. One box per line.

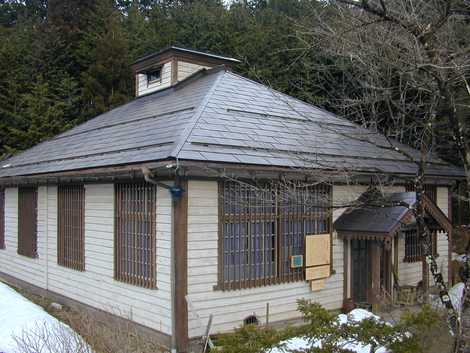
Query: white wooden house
xmin=0 ymin=47 xmax=464 ymax=352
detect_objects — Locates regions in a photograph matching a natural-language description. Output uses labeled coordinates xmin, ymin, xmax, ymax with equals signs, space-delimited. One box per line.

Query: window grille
xmin=115 ymin=183 xmax=157 ymax=288
xmin=18 ymin=187 xmax=38 ymax=258
xmin=58 ymin=185 xmax=85 ymax=271
xmin=403 ymin=184 xmax=438 ymax=262
xmin=404 ymin=229 xmax=437 ymax=263
xmin=405 ymin=184 xmax=437 ymax=202
xmin=219 ymin=181 xmax=331 ymax=290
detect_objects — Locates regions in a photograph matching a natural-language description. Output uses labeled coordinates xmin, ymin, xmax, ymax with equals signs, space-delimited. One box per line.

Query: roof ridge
xmin=40 ymin=68 xmax=223 ymax=149
xmin=170 ymin=69 xmax=226 ymax=159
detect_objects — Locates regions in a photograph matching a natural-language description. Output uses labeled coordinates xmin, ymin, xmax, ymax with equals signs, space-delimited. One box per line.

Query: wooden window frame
xmin=114 ymin=183 xmax=157 ymax=289
xmin=146 ymin=67 xmax=162 ymax=85
xmin=0 ymin=188 xmax=4 ymax=250
xmin=58 ymin=185 xmax=85 ymax=271
xmin=403 ymin=184 xmax=438 ymax=263
xmin=217 ymin=180 xmax=332 ymax=291
xmin=404 ymin=229 xmax=437 ymax=263
xmin=18 ymin=186 xmax=38 ymax=258
xmin=405 ymin=184 xmax=437 ymax=203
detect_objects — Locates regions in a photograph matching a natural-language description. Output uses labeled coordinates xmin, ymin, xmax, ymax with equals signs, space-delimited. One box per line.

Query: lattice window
xmin=403 ymin=184 xmax=438 ymax=262
xmin=405 ymin=184 xmax=437 ymax=202
xmin=404 ymin=229 xmax=437 ymax=263
xmin=115 ymin=183 xmax=157 ymax=288
xmin=220 ymin=182 xmax=277 ymax=289
xmin=18 ymin=187 xmax=38 ymax=258
xmin=0 ymin=188 xmax=4 ymax=249
xmin=219 ymin=181 xmax=331 ymax=290
xmin=279 ymin=183 xmax=330 ymax=283
xmin=58 ymin=185 xmax=85 ymax=271
xmin=453 ymin=183 xmax=469 ymax=226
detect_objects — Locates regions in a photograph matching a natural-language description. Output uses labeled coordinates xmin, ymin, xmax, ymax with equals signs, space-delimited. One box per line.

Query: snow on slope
xmin=0 ymin=282 xmax=91 ymax=353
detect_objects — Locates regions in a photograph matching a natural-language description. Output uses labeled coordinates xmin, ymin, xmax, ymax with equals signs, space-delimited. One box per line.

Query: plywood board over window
xmin=305 ymin=233 xmax=331 ymax=268
xmin=305 ymin=233 xmax=331 ymax=290
xmin=115 ymin=183 xmax=157 ymax=289
xmin=58 ymin=185 xmax=85 ymax=271
xmin=18 ymin=187 xmax=38 ymax=258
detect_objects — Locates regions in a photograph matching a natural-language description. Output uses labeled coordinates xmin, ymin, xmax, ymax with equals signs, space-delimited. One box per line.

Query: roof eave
xmin=131 ymin=46 xmax=240 ymax=68
xmin=175 ymin=159 xmax=464 ymax=184
xmin=0 ymin=159 xmax=177 ymax=186
xmin=0 ymin=158 xmax=464 ymax=186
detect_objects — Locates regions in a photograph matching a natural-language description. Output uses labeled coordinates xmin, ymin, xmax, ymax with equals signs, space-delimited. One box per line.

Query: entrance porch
xmin=335 ymin=191 xmax=453 ymax=308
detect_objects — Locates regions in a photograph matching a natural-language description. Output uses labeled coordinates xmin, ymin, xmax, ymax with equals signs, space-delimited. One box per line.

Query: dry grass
xmin=59 ymin=309 xmax=167 ymax=353
xmin=423 ymin=313 xmax=455 ymax=353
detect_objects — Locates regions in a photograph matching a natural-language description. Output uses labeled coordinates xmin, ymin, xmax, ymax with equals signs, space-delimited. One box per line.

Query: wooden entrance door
xmin=351 ymin=239 xmax=370 ymax=303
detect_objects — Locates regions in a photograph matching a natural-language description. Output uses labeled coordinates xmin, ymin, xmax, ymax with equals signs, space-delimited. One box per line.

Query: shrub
xmin=217 ymin=301 xmax=443 ymax=353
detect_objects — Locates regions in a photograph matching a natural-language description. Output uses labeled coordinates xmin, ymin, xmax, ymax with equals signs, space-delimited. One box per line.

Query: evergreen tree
xmin=1 ymin=0 xmax=466 ymax=172
xmin=79 ymin=0 xmax=132 ymax=119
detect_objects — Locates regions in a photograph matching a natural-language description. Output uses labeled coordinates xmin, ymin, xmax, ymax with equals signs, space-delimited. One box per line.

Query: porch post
xmin=448 ymin=228 xmax=453 ymax=284
xmin=393 ymin=237 xmax=399 ymax=302
xmin=369 ymin=241 xmax=381 ymax=310
xmin=343 ymin=239 xmax=349 ymax=300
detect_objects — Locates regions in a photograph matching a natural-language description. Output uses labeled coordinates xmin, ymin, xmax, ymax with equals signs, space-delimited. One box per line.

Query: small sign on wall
xmin=290 ymin=255 xmax=303 ymax=269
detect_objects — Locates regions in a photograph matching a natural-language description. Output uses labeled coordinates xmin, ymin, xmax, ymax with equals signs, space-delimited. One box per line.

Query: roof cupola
xmin=131 ymin=46 xmax=240 ymax=97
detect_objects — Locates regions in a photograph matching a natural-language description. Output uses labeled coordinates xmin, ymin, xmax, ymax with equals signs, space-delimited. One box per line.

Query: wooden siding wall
xmin=186 ymin=181 xmax=344 ymax=338
xmin=0 ymin=182 xmax=452 ymax=338
xmin=0 ymin=187 xmax=47 ymax=287
xmin=177 ymin=61 xmax=211 ymax=81
xmin=137 ymin=61 xmax=172 ymax=96
xmin=397 ymin=187 xmax=450 ymax=285
xmin=0 ymin=184 xmax=172 ymax=334
xmin=136 ymin=60 xmax=210 ymax=97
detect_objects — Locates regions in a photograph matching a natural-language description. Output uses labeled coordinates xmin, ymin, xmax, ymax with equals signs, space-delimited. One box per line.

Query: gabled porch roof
xmin=334 ymin=191 xmax=452 ymax=240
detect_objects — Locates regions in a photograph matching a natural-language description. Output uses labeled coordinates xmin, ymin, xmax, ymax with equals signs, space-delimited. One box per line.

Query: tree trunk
xmin=415 ymin=162 xmax=429 ymax=300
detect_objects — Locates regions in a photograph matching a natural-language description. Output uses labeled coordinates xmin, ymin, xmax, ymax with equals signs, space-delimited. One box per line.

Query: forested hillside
xmin=0 ymin=0 xmax=468 ymax=171
xmin=0 ymin=0 xmax=326 ymax=157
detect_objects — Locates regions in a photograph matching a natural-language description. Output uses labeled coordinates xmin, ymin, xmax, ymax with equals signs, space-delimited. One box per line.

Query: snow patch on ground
xmin=0 ymin=281 xmax=91 ymax=353
xmin=268 ymin=308 xmax=388 ymax=353
xmin=431 ymin=282 xmax=465 ymax=314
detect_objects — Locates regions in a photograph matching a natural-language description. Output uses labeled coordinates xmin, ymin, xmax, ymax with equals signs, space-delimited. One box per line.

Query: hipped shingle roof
xmin=0 ymin=67 xmax=465 ymax=178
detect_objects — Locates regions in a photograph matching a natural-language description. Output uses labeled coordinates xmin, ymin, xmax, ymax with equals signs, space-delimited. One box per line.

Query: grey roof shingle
xmin=334 ymin=192 xmax=416 ymax=234
xmin=0 ymin=67 xmax=465 ymax=178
